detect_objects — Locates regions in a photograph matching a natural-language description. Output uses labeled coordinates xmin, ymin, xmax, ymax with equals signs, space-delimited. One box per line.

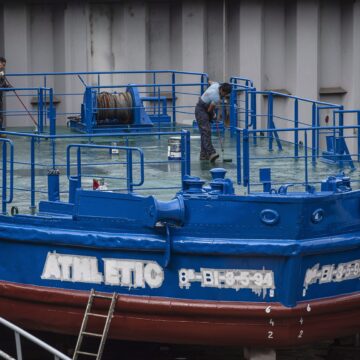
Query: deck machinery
xmin=68 ymin=85 xmax=171 ymax=133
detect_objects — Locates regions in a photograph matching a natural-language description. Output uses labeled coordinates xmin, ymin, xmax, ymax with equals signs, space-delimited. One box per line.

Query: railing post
xmin=311 ymin=102 xmax=316 ymax=165
xmin=84 ymin=87 xmax=93 ymax=134
xmin=229 ymin=88 xmax=237 ymax=135
xmin=186 ymin=130 xmax=191 ymax=176
xmin=339 ymin=105 xmax=344 ymax=138
xmin=294 ymin=99 xmax=299 ymax=158
xmin=181 ymin=133 xmax=185 ymax=183
xmin=49 ymin=88 xmax=56 ymax=136
xmin=38 ymin=88 xmax=44 ymax=133
xmin=268 ymin=93 xmax=274 ymax=151
xmin=180 ymin=131 xmax=191 ymax=184
xmin=15 ymin=332 xmax=23 ymax=360
xmin=200 ymin=74 xmax=205 ymax=95
xmin=358 ymin=111 xmax=360 ymax=162
xmin=243 ymin=128 xmax=250 ymax=188
xmin=172 ymin=72 xmax=176 ymax=125
xmin=126 ymin=148 xmax=133 ymax=193
xmin=304 ymin=131 xmax=309 ymax=188
xmin=2 ymin=141 xmax=7 ymax=214
xmin=245 ymin=89 xmax=249 ymax=129
xmin=316 ymin=107 xmax=320 ymax=157
xmin=30 ymin=137 xmax=36 ymax=215
xmin=236 ymin=128 xmax=242 ymax=184
xmin=153 ymin=72 xmax=156 ymax=101
xmin=157 ymin=86 xmax=161 ymax=136
xmin=76 ymin=147 xmax=82 ymax=187
xmin=251 ymin=88 xmax=257 ymax=145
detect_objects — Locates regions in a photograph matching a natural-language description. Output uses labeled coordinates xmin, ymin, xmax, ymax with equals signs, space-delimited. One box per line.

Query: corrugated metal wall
xmin=0 ymin=0 xmax=359 ymax=127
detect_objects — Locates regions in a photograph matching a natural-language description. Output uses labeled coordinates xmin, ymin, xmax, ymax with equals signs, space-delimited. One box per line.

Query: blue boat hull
xmin=0 ymin=203 xmax=359 ymax=346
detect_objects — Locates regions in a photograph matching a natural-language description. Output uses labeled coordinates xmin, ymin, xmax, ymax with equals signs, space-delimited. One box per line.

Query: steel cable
xmin=96 ymin=91 xmax=133 ymax=125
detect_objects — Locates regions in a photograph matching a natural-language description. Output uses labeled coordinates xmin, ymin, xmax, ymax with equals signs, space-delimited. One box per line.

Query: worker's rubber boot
xmin=209 ymin=153 xmax=219 ymax=163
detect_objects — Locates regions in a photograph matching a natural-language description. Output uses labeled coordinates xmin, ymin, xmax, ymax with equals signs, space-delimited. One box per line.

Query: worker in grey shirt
xmin=195 ymin=82 xmax=232 ymax=162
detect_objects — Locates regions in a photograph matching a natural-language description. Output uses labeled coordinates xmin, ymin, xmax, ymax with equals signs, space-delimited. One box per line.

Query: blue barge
xmin=0 ymin=165 xmax=359 ymax=347
xmin=0 ymin=71 xmax=359 ymax=348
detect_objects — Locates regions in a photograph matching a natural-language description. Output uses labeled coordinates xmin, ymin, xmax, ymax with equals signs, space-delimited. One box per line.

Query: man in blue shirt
xmin=195 ymin=82 xmax=232 ymax=162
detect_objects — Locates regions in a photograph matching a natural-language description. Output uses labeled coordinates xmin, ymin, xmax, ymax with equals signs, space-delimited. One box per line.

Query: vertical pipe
xmin=15 ymin=332 xmax=23 ymax=360
xmin=30 ymin=137 xmax=36 ymax=215
xmin=97 ymin=74 xmax=100 ymax=94
xmin=268 ymin=94 xmax=273 ymax=151
xmin=294 ymin=99 xmax=299 ymax=158
xmin=236 ymin=128 xmax=241 ymax=184
xmin=2 ymin=141 xmax=7 ymax=214
xmin=311 ymin=102 xmax=316 ymax=164
xmin=172 ymin=72 xmax=176 ymax=125
xmin=243 ymin=129 xmax=249 ymax=188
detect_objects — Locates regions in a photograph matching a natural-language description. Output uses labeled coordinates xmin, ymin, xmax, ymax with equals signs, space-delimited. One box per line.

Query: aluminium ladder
xmin=73 ymin=289 xmax=118 ymax=360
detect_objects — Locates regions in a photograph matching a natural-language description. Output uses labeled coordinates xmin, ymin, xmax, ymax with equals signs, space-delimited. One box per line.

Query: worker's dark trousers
xmin=195 ymin=99 xmax=216 ymax=160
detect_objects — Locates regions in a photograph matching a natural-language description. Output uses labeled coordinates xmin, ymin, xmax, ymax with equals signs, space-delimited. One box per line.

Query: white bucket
xmin=168 ymin=137 xmax=182 ymax=160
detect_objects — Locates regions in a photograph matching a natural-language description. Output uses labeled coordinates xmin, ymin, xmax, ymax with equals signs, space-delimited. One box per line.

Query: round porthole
xmin=260 ymin=209 xmax=280 ymax=225
xmin=311 ymin=208 xmax=324 ymax=224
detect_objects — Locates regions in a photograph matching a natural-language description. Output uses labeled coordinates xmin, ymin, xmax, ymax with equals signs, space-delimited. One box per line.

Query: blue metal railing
xmin=66 ymin=144 xmax=145 ymax=193
xmin=237 ymin=124 xmax=360 ymax=192
xmin=0 ymin=129 xmax=191 ymax=214
xmin=2 ymin=86 xmax=55 ymax=134
xmin=5 ymin=70 xmax=209 ymax=128
xmin=0 ymin=138 xmax=14 ymax=214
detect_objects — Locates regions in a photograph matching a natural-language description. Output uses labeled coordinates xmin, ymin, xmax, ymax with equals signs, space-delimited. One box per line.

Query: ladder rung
xmin=88 ymin=312 xmax=108 ymax=318
xmin=82 ymin=331 xmax=103 ymax=337
xmin=75 ymin=351 xmax=98 ymax=357
xmin=92 ymin=294 xmax=114 ymax=300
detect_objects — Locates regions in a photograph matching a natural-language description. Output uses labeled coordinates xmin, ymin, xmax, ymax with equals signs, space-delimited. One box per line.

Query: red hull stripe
xmin=0 ymin=281 xmax=360 ymax=347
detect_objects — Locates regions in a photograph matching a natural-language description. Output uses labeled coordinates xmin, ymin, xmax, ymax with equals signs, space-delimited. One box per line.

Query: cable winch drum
xmin=96 ymin=91 xmax=133 ymax=125
xmin=168 ymin=137 xmax=182 ymax=160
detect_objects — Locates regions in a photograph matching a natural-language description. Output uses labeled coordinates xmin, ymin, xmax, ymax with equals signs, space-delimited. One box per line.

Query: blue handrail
xmin=66 ymin=144 xmax=145 ymax=193
xmin=237 ymin=124 xmax=360 ymax=192
xmin=0 ymin=138 xmax=14 ymax=214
